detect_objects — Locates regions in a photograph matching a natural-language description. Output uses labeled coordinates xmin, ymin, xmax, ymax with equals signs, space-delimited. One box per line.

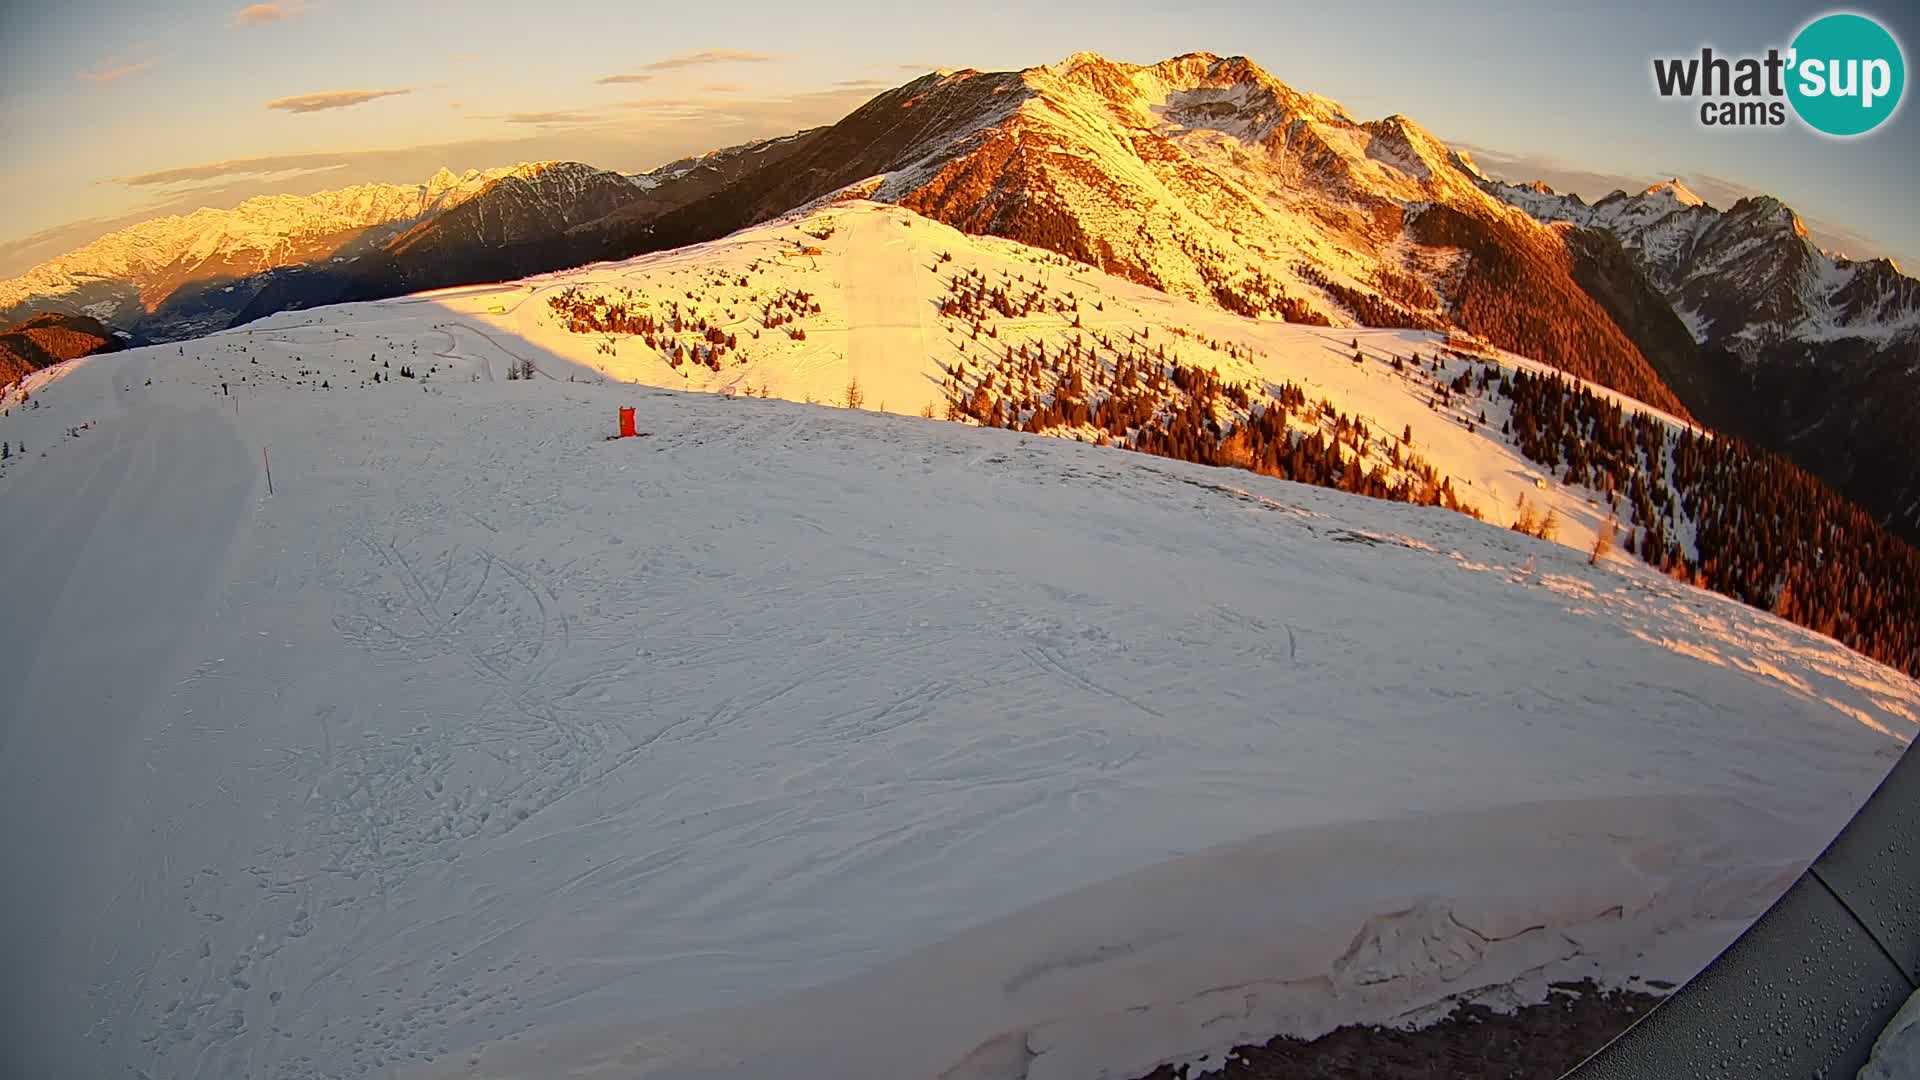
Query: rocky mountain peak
xmin=1642 ymin=179 xmax=1705 ymax=207
xmin=504 ymin=160 xmax=580 ymax=181
xmin=1029 ymin=50 xmax=1351 ymax=135
xmin=1723 ymin=194 xmax=1798 ymax=230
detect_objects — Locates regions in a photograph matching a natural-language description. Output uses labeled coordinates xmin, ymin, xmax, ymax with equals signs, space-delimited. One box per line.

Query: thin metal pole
xmin=263 ymin=447 xmax=274 ymax=495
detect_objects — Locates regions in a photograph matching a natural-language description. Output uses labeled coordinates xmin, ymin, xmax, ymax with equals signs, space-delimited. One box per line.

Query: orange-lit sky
xmin=2 ymin=0 xmax=1915 ymax=276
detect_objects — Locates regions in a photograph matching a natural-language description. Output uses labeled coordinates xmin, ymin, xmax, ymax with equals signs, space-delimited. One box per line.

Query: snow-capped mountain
xmin=0 ymin=162 xmax=679 ymax=342
xmin=214 ymin=149 xmax=819 ymax=333
xmin=385 ymin=162 xmax=654 ymax=267
xmin=1 ymin=135 xmax=849 ymax=347
xmin=575 ymin=130 xmax=821 ymax=236
xmin=0 ymin=167 xmax=516 ymax=331
xmin=614 ymin=52 xmax=1688 ymax=417
xmin=1488 ymin=177 xmax=1920 ymax=541
xmin=1486 ymin=178 xmax=1920 ymax=349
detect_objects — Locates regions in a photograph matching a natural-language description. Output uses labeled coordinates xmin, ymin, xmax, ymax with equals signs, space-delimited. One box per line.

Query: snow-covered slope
xmin=1 ymin=199 xmax=1913 ymax=1080
xmin=1486 ymin=178 xmax=1920 ymax=349
xmin=439 ymin=200 xmax=1676 ymax=559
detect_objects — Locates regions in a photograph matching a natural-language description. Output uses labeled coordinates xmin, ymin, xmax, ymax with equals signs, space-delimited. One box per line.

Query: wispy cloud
xmin=0 ymin=212 xmax=156 ymax=276
xmin=614 ymin=98 xmax=715 ymax=120
xmin=266 ymin=88 xmax=413 ymax=114
xmin=642 ymin=48 xmax=778 ymax=71
xmin=833 ymin=79 xmax=892 ymax=89
xmin=449 ymin=53 xmax=479 ymax=64
xmin=1450 ymin=142 xmax=1650 ymax=203
xmin=79 ymin=49 xmax=154 ymax=84
xmin=482 ymin=110 xmax=602 ymax=126
xmin=595 ymin=50 xmax=777 ymax=83
xmin=700 ymin=82 xmax=748 ymax=94
xmin=118 ymin=151 xmax=353 ymax=187
xmin=234 ymin=2 xmax=302 ymax=26
xmin=611 ymin=84 xmax=880 ymax=125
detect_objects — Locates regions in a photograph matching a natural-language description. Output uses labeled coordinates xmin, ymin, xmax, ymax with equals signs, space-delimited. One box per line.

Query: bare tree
xmin=1589 ymin=518 xmax=1617 ymax=566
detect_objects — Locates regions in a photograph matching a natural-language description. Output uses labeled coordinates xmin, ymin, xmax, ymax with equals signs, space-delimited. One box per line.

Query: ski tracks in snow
xmin=8 ymin=361 xmax=1913 ymax=1080
xmin=0 ymin=401 xmax=258 ymax=1080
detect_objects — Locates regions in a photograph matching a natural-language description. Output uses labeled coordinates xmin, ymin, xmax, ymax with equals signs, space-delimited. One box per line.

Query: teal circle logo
xmin=1787 ymin=13 xmax=1905 ymax=136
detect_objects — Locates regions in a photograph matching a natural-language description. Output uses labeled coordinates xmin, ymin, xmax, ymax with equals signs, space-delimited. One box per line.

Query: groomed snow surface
xmin=2 ymin=210 xmax=1916 ymax=1080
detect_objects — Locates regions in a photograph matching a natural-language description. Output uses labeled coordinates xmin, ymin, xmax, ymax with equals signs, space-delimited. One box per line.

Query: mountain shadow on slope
xmin=1405 ymin=205 xmax=1687 ymax=417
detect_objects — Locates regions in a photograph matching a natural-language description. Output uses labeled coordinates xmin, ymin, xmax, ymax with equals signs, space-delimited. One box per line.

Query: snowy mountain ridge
xmin=1484 ymin=173 xmax=1920 ymax=543
xmin=0 ymin=166 xmax=517 ymax=321
xmin=880 ymin=51 xmax=1518 ymax=300
xmin=1484 ymin=176 xmax=1920 ymax=349
xmin=0 ymin=162 xmax=657 ymax=335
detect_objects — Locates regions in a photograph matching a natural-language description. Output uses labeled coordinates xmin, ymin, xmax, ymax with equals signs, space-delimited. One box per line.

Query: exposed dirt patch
xmin=1136 ymin=980 xmax=1662 ymax=1080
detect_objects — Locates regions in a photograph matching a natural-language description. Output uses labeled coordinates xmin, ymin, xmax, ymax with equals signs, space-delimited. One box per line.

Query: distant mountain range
xmin=3 ymin=51 xmax=1915 ymax=538
xmin=1484 ymin=177 xmax=1920 ymax=539
xmin=1488 ymin=178 xmax=1919 ymax=348
xmin=0 ymin=167 xmax=515 ymax=338
xmin=0 ymin=149 xmax=802 ymax=344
